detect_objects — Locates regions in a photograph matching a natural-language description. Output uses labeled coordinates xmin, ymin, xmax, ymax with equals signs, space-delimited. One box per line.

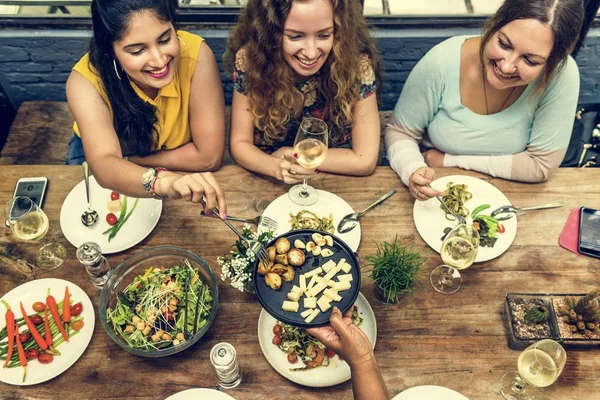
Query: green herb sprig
xmin=365 ymin=236 xmax=425 ymax=304
xmin=103 ymin=196 xmax=139 ymax=242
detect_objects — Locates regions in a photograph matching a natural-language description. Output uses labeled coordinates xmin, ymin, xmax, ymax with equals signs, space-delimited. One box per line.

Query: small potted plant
xmin=218 ymin=225 xmax=275 ymax=293
xmin=365 ymin=236 xmax=425 ymax=304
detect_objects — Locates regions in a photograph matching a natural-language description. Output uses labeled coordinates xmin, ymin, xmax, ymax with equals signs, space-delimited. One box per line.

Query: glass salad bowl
xmin=99 ymin=246 xmax=219 ymax=357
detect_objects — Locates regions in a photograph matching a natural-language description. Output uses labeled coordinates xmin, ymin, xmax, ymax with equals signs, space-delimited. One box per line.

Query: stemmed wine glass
xmin=430 ymin=223 xmax=479 ymax=294
xmin=500 ymin=339 xmax=567 ymax=400
xmin=5 ymin=196 xmax=67 ymax=270
xmin=288 ymin=118 xmax=329 ymax=206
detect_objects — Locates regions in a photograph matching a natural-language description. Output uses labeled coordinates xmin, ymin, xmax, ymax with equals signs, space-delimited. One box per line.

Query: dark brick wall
xmin=0 ymin=28 xmax=599 ymax=110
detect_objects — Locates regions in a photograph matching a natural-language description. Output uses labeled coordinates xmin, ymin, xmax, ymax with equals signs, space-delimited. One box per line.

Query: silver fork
xmin=202 ymin=206 xmax=269 ymax=264
xmin=225 ymin=214 xmax=278 ymax=231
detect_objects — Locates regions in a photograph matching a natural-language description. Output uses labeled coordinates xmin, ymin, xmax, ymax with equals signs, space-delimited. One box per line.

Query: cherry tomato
xmin=38 ymin=353 xmax=54 ymax=364
xmin=71 ymin=302 xmax=84 ymax=317
xmin=287 ymin=352 xmax=297 ymax=364
xmin=30 ymin=315 xmax=43 ymax=325
xmin=272 ymin=324 xmax=282 ymax=335
xmin=25 ymin=349 xmax=40 ymax=360
xmin=325 ymin=348 xmax=336 ymax=359
xmin=19 ymin=332 xmax=31 ymax=343
xmin=272 ymin=335 xmax=282 ymax=345
xmin=71 ymin=320 xmax=84 ymax=331
xmin=106 ymin=213 xmax=118 ymax=226
xmin=110 ymin=191 xmax=120 ymax=200
xmin=32 ymin=302 xmax=46 ymax=312
xmin=498 ymin=223 xmax=505 ymax=234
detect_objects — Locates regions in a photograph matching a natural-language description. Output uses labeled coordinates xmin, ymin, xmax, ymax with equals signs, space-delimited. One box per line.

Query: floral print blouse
xmin=233 ymin=48 xmax=377 ymax=154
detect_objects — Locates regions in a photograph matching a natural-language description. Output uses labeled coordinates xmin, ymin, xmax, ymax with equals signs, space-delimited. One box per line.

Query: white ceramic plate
xmin=392 ymin=385 xmax=470 ymax=400
xmin=0 ymin=278 xmax=95 ymax=386
xmin=257 ymin=292 xmax=376 ymax=387
xmin=60 ymin=176 xmax=162 ymax=254
xmin=260 ymin=190 xmax=361 ymax=252
xmin=164 ymin=388 xmax=236 ymax=400
xmin=413 ymin=175 xmax=517 ymax=262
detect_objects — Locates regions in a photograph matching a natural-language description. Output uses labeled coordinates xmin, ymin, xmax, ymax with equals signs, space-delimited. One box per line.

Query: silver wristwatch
xmin=141 ymin=167 xmax=167 ymax=200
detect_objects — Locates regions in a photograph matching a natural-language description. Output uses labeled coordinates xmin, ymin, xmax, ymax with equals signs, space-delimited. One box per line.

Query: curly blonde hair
xmin=224 ymin=0 xmax=382 ymax=145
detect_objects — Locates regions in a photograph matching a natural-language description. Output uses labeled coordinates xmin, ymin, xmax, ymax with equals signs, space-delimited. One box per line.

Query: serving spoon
xmin=81 ymin=161 xmax=98 ymax=227
xmin=337 ymin=189 xmax=397 ymax=234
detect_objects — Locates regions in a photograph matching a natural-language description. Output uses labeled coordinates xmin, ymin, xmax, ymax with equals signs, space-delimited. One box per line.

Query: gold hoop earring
xmin=112 ymin=58 xmax=122 ymax=81
xmin=177 ymin=36 xmax=187 ymax=53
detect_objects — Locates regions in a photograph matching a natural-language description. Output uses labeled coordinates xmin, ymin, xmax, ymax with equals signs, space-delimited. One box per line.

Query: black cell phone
xmin=578 ymin=207 xmax=600 ymax=259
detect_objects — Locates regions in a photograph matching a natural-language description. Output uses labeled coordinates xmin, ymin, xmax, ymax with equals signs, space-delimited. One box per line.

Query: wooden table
xmin=0 ymin=165 xmax=598 ymax=399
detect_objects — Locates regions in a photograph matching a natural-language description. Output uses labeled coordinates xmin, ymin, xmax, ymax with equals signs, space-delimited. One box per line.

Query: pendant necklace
xmin=482 ymin=67 xmax=517 ymax=115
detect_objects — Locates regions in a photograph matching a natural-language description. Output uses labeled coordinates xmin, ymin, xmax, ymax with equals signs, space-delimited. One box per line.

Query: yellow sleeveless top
xmin=72 ymin=30 xmax=203 ymax=151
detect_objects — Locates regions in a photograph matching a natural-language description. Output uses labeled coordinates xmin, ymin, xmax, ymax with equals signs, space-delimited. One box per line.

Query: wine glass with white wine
xmin=5 ymin=196 xmax=67 ymax=270
xmin=288 ymin=118 xmax=329 ymax=206
xmin=500 ymin=339 xmax=566 ymax=400
xmin=430 ymin=223 xmax=479 ymax=294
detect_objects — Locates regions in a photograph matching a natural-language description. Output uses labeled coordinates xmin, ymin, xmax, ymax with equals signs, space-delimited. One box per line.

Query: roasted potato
xmin=275 ymin=237 xmax=291 ymax=254
xmin=265 ymin=273 xmax=282 ymax=290
xmin=288 ymin=249 xmax=306 ymax=267
xmin=321 ymin=248 xmax=334 ymax=258
xmin=306 ymin=241 xmax=316 ymax=252
xmin=257 ymin=259 xmax=273 ymax=275
xmin=311 ymin=245 xmax=322 ymax=256
xmin=270 ymin=263 xmax=288 ymax=275
xmin=311 ymin=232 xmax=324 ymax=242
xmin=324 ymin=235 xmax=333 ymax=247
xmin=267 ymin=246 xmax=276 ymax=261
xmin=281 ymin=266 xmax=295 ymax=282
xmin=274 ymin=254 xmax=289 ymax=266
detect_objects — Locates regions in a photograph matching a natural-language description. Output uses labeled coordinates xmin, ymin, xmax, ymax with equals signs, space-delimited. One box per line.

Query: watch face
xmin=141 ymin=168 xmax=155 ymax=185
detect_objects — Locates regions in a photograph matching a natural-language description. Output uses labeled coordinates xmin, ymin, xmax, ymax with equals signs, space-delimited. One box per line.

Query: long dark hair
xmin=88 ymin=0 xmax=177 ymax=156
xmin=480 ymin=0 xmax=584 ymax=94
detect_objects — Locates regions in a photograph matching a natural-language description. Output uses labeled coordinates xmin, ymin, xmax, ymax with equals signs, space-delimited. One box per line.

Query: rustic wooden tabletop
xmin=0 ymin=165 xmax=598 ymax=400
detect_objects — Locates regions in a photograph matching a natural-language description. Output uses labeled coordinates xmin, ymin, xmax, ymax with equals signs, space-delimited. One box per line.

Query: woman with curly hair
xmin=385 ymin=0 xmax=585 ymax=201
xmin=224 ymin=0 xmax=382 ymax=184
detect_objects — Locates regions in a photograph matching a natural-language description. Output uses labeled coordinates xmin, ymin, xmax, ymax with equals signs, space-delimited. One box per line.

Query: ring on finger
xmin=288 ymin=166 xmax=297 ymax=175
xmin=414 ymin=188 xmax=420 ymax=197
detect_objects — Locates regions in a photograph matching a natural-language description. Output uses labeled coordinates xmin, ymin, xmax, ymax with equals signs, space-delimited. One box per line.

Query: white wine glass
xmin=4 ymin=196 xmax=67 ymax=270
xmin=288 ymin=118 xmax=329 ymax=206
xmin=430 ymin=223 xmax=479 ymax=294
xmin=500 ymin=339 xmax=567 ymax=400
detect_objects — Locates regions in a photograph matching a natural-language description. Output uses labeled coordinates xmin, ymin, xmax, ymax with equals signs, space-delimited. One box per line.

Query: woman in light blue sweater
xmin=385 ymin=0 xmax=585 ymax=200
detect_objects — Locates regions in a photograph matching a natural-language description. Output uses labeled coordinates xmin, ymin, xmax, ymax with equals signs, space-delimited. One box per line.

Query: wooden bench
xmin=0 ymin=101 xmax=392 ymax=165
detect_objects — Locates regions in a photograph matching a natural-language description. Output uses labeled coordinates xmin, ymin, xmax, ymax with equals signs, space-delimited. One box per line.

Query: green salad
xmin=107 ymin=260 xmax=213 ymax=350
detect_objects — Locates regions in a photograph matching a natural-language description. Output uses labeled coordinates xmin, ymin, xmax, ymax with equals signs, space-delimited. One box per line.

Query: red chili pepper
xmin=44 ymin=306 xmax=52 ymax=346
xmin=63 ymin=286 xmax=71 ymax=335
xmin=19 ymin=302 xmax=48 ymax=351
xmin=15 ymin=324 xmax=27 ymax=383
xmin=1 ymin=300 xmax=15 ymax=368
xmin=46 ymin=292 xmax=69 ymax=342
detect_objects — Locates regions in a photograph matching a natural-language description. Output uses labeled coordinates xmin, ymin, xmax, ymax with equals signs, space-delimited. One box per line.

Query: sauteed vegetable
xmin=440 ymin=183 xmax=472 ymax=221
xmin=289 ymin=210 xmax=335 ymax=233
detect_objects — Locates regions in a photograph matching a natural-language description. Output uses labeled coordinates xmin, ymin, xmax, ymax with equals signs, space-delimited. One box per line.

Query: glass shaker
xmin=76 ymin=241 xmax=111 ymax=288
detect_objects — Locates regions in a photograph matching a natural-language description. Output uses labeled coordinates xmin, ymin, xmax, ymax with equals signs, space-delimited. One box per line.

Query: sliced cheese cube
xmin=282 ymin=301 xmax=299 ymax=312
xmin=317 ymin=296 xmax=332 ymax=312
xmin=322 ymin=265 xmax=342 ymax=282
xmin=323 ymin=288 xmax=342 ymax=302
xmin=304 ymin=297 xmax=317 ymax=309
xmin=308 ymin=281 xmax=327 ymax=297
xmin=333 ymin=280 xmax=352 ymax=292
xmin=287 ymin=291 xmax=301 ymax=302
xmin=300 ymin=309 xmax=313 ymax=318
xmin=107 ymin=199 xmax=122 ymax=213
xmin=299 ymin=275 xmax=307 ymax=292
xmin=322 ymin=260 xmax=336 ymax=273
xmin=305 ymin=308 xmax=320 ymax=323
xmin=337 ymin=273 xmax=353 ymax=282
xmin=291 ymin=285 xmax=304 ymax=294
xmin=326 ymin=280 xmax=335 ymax=287
xmin=307 ymin=275 xmax=318 ymax=291
xmin=340 ymin=261 xmax=352 ymax=274
xmin=315 ymin=276 xmax=326 ymax=285
xmin=304 ymin=267 xmax=323 ymax=279
xmin=335 ymin=258 xmax=347 ymax=269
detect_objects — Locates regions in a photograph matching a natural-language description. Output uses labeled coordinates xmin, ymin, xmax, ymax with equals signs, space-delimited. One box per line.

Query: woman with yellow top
xmin=66 ymin=0 xmax=226 ymax=214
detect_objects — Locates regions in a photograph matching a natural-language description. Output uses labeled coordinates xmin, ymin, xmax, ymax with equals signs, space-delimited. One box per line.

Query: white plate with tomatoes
xmin=0 ymin=278 xmax=94 ymax=386
xmin=257 ymin=292 xmax=376 ymax=387
xmin=413 ymin=175 xmax=517 ymax=262
xmin=60 ymin=176 xmax=162 ymax=254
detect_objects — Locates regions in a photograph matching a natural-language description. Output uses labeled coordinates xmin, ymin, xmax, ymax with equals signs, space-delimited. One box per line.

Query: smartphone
xmin=578 ymin=207 xmax=600 ymax=259
xmin=12 ymin=177 xmax=49 ymax=207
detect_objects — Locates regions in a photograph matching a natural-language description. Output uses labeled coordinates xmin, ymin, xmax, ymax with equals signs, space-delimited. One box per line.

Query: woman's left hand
xmin=423 ymin=149 xmax=445 ymax=167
